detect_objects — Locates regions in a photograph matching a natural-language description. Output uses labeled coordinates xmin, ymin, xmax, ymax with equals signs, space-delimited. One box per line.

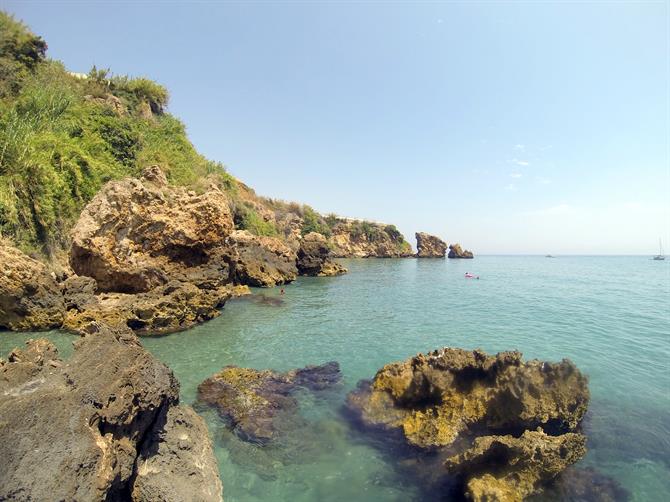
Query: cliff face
xmin=415 ymin=232 xmax=447 ymax=258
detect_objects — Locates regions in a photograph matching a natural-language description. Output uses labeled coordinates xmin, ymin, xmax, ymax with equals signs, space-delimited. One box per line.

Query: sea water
xmin=2 ymin=257 xmax=669 ymax=501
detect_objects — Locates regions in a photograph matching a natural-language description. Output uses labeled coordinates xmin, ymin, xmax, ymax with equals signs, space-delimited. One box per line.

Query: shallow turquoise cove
xmin=2 ymin=257 xmax=669 ymax=501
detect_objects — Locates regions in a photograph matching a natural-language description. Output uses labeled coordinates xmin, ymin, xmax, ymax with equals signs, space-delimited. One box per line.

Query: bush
xmin=0 ymin=12 xmax=47 ymax=97
xmin=235 ymin=205 xmax=278 ymax=237
xmin=301 ymin=205 xmax=331 ymax=237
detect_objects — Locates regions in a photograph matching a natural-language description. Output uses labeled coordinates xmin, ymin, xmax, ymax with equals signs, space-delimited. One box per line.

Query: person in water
xmin=280 ymin=288 xmax=285 ymax=295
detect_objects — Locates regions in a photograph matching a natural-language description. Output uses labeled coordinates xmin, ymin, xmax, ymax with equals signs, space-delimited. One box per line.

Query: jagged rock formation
xmin=329 ymin=221 xmax=413 ymax=258
xmin=197 ymin=362 xmax=341 ymax=443
xmin=0 ymin=323 xmax=222 ymax=501
xmin=296 ymin=232 xmax=347 ymax=276
xmin=228 ymin=230 xmax=298 ymax=287
xmin=346 ymin=347 xmax=590 ymax=501
xmin=70 ymin=165 xmax=234 ymax=293
xmin=415 ymin=232 xmax=448 ymax=258
xmin=0 ymin=243 xmax=65 ymax=330
xmin=444 ymin=430 xmax=586 ymax=502
xmin=448 ymin=243 xmax=474 ymax=259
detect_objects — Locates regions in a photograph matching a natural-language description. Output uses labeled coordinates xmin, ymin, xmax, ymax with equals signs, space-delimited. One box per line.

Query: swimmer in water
xmin=280 ymin=288 xmax=285 ymax=295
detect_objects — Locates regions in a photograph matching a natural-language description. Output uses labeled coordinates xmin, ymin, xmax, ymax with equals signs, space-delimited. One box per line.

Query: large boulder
xmin=0 ymin=243 xmax=65 ymax=330
xmin=415 ymin=232 xmax=447 ymax=258
xmin=0 ymin=323 xmax=222 ymax=501
xmin=296 ymin=232 xmax=347 ymax=276
xmin=448 ymin=243 xmax=474 ymax=259
xmin=228 ymin=230 xmax=298 ymax=287
xmin=70 ymin=165 xmax=234 ymax=293
xmin=346 ymin=347 xmax=590 ymax=500
xmin=197 ymin=362 xmax=341 ymax=444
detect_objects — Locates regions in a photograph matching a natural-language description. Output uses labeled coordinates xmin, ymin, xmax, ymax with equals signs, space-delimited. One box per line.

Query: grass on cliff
xmin=0 ymin=12 xmax=235 ymax=257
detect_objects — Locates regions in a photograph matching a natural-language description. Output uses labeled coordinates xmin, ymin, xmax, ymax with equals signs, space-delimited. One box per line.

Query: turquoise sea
xmin=2 ymin=256 xmax=669 ymax=501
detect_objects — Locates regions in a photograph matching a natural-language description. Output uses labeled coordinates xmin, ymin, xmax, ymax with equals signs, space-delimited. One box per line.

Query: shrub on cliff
xmin=301 ymin=206 xmax=331 ymax=237
xmin=0 ymin=12 xmax=233 ymax=256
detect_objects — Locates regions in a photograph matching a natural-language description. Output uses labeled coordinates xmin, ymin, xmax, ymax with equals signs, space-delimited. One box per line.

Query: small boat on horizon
xmin=545 ymin=254 xmax=554 ymax=258
xmin=653 ymin=238 xmax=665 ymax=261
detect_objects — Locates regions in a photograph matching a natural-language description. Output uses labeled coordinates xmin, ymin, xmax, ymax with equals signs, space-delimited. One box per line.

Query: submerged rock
xmin=296 ymin=232 xmax=347 ymax=276
xmin=444 ymin=430 xmax=587 ymax=502
xmin=448 ymin=243 xmax=474 ymax=259
xmin=346 ymin=347 xmax=590 ymax=501
xmin=0 ymin=323 xmax=222 ymax=501
xmin=228 ymin=229 xmax=298 ymax=287
xmin=0 ymin=243 xmax=65 ymax=330
xmin=415 ymin=232 xmax=448 ymax=258
xmin=197 ymin=361 xmax=341 ymax=443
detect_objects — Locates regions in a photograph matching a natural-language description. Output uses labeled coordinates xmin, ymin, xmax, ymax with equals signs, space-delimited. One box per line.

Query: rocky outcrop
xmin=0 ymin=243 xmax=65 ymax=330
xmin=0 ymin=323 xmax=222 ymax=501
xmin=329 ymin=221 xmax=413 ymax=258
xmin=296 ymin=232 xmax=347 ymax=276
xmin=63 ymin=280 xmax=232 ymax=335
xmin=228 ymin=230 xmax=298 ymax=287
xmin=444 ymin=430 xmax=586 ymax=502
xmin=448 ymin=243 xmax=474 ymax=259
xmin=415 ymin=232 xmax=447 ymax=258
xmin=346 ymin=347 xmax=590 ymax=501
xmin=132 ymin=406 xmax=223 ymax=502
xmin=197 ymin=362 xmax=341 ymax=444
xmin=70 ymin=165 xmax=234 ymax=293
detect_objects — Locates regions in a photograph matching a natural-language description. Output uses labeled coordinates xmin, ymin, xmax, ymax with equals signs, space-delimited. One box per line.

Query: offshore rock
xmin=296 ymin=232 xmax=347 ymax=276
xmin=197 ymin=361 xmax=341 ymax=443
xmin=70 ymin=165 xmax=234 ymax=293
xmin=346 ymin=347 xmax=590 ymax=500
xmin=62 ymin=280 xmax=231 ymax=335
xmin=444 ymin=430 xmax=587 ymax=502
xmin=448 ymin=243 xmax=474 ymax=259
xmin=0 ymin=323 xmax=222 ymax=501
xmin=0 ymin=243 xmax=65 ymax=330
xmin=415 ymin=232 xmax=448 ymax=258
xmin=228 ymin=229 xmax=298 ymax=287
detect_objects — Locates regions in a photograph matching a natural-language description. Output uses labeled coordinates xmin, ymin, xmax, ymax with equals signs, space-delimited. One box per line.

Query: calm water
xmin=2 ymin=257 xmax=669 ymax=501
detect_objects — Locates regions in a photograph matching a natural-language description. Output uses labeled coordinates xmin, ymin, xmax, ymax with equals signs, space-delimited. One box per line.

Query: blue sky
xmin=6 ymin=1 xmax=669 ymax=254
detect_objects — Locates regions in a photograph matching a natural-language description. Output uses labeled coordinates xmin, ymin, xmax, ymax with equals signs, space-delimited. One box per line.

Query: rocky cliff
xmin=0 ymin=323 xmax=222 ymax=501
xmin=448 ymin=243 xmax=474 ymax=259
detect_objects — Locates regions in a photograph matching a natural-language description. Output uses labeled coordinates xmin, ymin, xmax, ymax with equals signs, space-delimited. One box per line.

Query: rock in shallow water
xmin=297 ymin=232 xmax=347 ymax=277
xmin=415 ymin=232 xmax=448 ymax=258
xmin=197 ymin=361 xmax=342 ymax=444
xmin=346 ymin=347 xmax=591 ymax=501
xmin=0 ymin=323 xmax=222 ymax=501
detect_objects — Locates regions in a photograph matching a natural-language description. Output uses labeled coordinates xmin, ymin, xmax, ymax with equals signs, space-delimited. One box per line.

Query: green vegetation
xmin=301 ymin=205 xmax=332 ymax=237
xmin=0 ymin=12 xmax=233 ymax=256
xmin=233 ymin=203 xmax=278 ymax=237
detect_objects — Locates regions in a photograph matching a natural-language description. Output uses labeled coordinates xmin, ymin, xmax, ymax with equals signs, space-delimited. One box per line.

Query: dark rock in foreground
xmin=228 ymin=229 xmax=298 ymax=287
xmin=346 ymin=347 xmax=590 ymax=501
xmin=0 ymin=243 xmax=65 ymax=330
xmin=448 ymin=243 xmax=474 ymax=259
xmin=0 ymin=323 xmax=222 ymax=501
xmin=197 ymin=361 xmax=341 ymax=443
xmin=415 ymin=232 xmax=447 ymax=258
xmin=297 ymin=232 xmax=347 ymax=276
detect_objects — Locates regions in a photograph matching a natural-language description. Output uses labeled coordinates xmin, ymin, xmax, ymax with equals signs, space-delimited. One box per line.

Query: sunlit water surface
xmin=2 ymin=257 xmax=669 ymax=501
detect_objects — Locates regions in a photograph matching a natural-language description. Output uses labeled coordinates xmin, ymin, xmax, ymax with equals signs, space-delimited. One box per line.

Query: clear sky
xmin=5 ymin=1 xmax=669 ymax=254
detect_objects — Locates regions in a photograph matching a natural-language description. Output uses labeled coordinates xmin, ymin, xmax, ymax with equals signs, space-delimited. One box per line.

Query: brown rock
xmin=70 ymin=165 xmax=234 ymax=293
xmin=228 ymin=229 xmax=298 ymax=287
xmin=448 ymin=243 xmax=474 ymax=259
xmin=415 ymin=232 xmax=448 ymax=258
xmin=0 ymin=243 xmax=65 ymax=330
xmin=444 ymin=430 xmax=587 ymax=502
xmin=197 ymin=362 xmax=341 ymax=443
xmin=329 ymin=221 xmax=413 ymax=258
xmin=297 ymin=232 xmax=347 ymax=276
xmin=0 ymin=324 xmax=222 ymax=501
xmin=62 ymin=280 xmax=231 ymax=335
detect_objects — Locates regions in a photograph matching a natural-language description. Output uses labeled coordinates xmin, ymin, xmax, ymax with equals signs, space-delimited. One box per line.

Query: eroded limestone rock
xmin=228 ymin=229 xmax=298 ymax=287
xmin=0 ymin=243 xmax=65 ymax=330
xmin=0 ymin=323 xmax=222 ymax=501
xmin=415 ymin=232 xmax=448 ymax=258
xmin=297 ymin=232 xmax=347 ymax=276
xmin=448 ymin=243 xmax=474 ymax=259
xmin=198 ymin=362 xmax=341 ymax=443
